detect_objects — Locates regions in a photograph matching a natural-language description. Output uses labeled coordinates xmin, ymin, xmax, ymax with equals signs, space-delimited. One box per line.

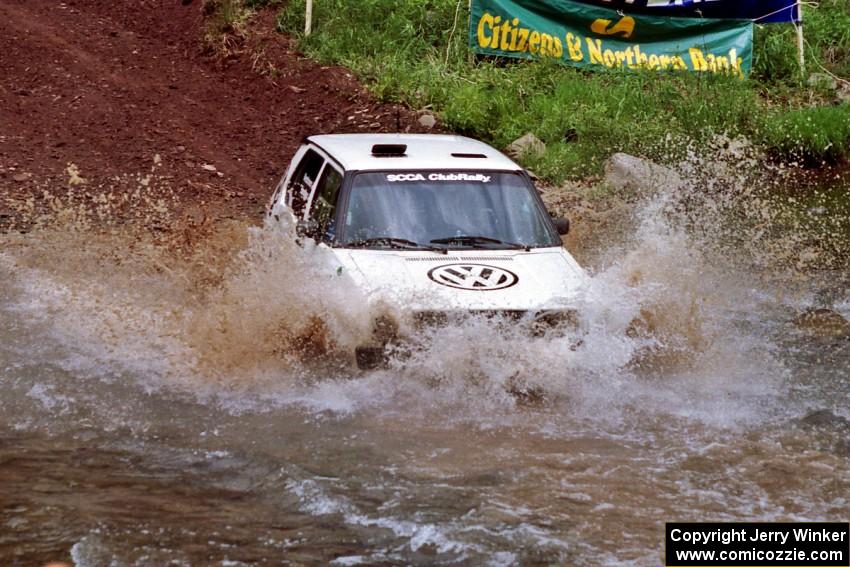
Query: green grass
xmin=274 ymin=0 xmax=850 ymax=182
xmin=760 ymin=104 xmax=850 ymax=162
xmin=754 ymin=0 xmax=850 ymax=82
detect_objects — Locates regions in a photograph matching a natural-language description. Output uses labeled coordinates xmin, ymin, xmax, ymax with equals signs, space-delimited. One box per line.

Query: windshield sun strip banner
xmin=469 ymin=0 xmax=753 ymax=75
xmin=385 ymin=173 xmax=493 ymax=183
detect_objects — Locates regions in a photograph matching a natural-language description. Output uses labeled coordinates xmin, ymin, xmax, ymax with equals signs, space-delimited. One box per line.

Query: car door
xmin=305 ymin=163 xmax=344 ymax=244
xmin=270 ymin=146 xmax=326 ymax=220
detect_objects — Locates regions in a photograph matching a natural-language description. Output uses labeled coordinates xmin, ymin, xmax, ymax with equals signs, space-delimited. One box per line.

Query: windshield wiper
xmin=345 ymin=237 xmax=446 ymax=252
xmin=430 ymin=235 xmax=530 ymax=250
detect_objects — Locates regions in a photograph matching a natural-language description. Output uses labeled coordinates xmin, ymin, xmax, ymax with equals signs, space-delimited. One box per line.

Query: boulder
xmin=417 ymin=112 xmax=437 ymax=129
xmin=792 ymin=409 xmax=850 ymax=458
xmin=808 ymin=72 xmax=850 ymax=101
xmin=504 ymin=133 xmax=545 ymax=160
xmin=808 ymin=72 xmax=837 ymax=91
xmin=798 ymin=409 xmax=850 ymax=429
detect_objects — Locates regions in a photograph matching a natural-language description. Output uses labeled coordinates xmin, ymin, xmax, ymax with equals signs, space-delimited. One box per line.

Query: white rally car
xmin=268 ymin=134 xmax=588 ymax=368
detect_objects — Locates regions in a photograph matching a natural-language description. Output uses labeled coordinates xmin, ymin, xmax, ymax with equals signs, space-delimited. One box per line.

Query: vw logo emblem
xmin=428 ymin=263 xmax=519 ymax=291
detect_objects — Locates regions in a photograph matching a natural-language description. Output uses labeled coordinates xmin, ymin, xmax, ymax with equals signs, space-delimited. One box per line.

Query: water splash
xmin=1 ymin=157 xmax=848 ymax=565
xmin=0 ymin=157 xmax=811 ymax=427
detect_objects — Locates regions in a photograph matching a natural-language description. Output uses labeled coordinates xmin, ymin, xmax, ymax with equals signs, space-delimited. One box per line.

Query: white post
xmin=796 ymin=0 xmax=805 ymax=76
xmin=305 ymin=0 xmax=313 ymax=36
xmin=468 ymin=0 xmax=474 ymax=65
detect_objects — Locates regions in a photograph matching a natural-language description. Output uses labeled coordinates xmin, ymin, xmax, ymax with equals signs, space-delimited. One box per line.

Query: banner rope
xmin=796 ymin=20 xmax=850 ymax=86
xmin=751 ymin=1 xmax=813 ymax=23
xmin=755 ymin=0 xmax=850 ymax=86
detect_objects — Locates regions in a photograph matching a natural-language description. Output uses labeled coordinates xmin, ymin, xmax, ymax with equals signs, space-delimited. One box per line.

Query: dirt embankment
xmin=0 ymin=0 xmax=428 ymax=221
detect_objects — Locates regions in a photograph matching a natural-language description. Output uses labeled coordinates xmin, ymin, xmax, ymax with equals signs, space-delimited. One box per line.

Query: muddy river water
xmin=1 ymin=172 xmax=848 ymax=565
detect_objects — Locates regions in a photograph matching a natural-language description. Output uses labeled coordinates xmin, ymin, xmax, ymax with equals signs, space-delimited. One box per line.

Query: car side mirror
xmin=552 ymin=217 xmax=570 ymax=236
xmin=296 ymin=218 xmax=319 ymax=239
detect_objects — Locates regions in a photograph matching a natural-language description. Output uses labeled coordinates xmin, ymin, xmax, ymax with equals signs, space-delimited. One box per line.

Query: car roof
xmin=306 ymin=134 xmax=523 ymax=172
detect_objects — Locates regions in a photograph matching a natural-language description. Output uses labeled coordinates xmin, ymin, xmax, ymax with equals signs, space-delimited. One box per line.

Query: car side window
xmin=309 ymin=166 xmax=344 ymax=243
xmin=287 ymin=148 xmax=325 ymax=219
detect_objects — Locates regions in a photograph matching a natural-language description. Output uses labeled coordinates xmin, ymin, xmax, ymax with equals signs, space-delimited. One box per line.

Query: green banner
xmin=469 ymin=0 xmax=753 ymax=75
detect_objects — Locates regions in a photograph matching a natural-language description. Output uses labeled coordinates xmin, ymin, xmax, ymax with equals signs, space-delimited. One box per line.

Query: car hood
xmin=330 ymin=247 xmax=588 ymax=312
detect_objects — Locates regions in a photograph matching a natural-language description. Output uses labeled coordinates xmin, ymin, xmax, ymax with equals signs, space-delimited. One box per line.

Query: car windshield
xmin=339 ymin=171 xmax=559 ymax=250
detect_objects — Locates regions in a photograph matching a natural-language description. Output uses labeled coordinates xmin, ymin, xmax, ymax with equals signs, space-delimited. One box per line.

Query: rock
xmin=602 ymin=153 xmax=682 ymax=195
xmin=808 ymin=72 xmax=837 ymax=91
xmin=793 ymin=409 xmax=850 ymax=457
xmin=798 ymin=409 xmax=850 ymax=429
xmin=793 ymin=308 xmax=850 ymax=338
xmin=12 ymin=173 xmax=31 ymax=182
xmin=418 ymin=112 xmax=437 ymax=129
xmin=504 ymin=133 xmax=545 ymax=160
xmin=807 ymin=206 xmax=828 ymax=216
xmin=807 ymin=73 xmax=850 ymax=101
xmin=201 ymin=163 xmax=217 ymax=172
xmin=66 ymin=163 xmax=86 ymax=185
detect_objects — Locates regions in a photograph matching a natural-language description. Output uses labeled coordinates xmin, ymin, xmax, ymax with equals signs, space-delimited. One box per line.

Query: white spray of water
xmin=0 ymin=169 xmax=795 ymax=430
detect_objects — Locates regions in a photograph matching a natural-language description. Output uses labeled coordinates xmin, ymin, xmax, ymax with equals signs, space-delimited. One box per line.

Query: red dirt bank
xmin=0 ymin=0 xmax=427 ymax=219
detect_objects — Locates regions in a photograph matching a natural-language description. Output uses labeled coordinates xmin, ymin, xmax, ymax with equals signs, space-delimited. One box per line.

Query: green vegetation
xmin=201 ymin=0 xmax=257 ymax=54
xmin=762 ymin=104 xmax=850 ymax=161
xmin=267 ymin=1 xmax=850 ymax=181
xmin=754 ymin=2 xmax=850 ymax=82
